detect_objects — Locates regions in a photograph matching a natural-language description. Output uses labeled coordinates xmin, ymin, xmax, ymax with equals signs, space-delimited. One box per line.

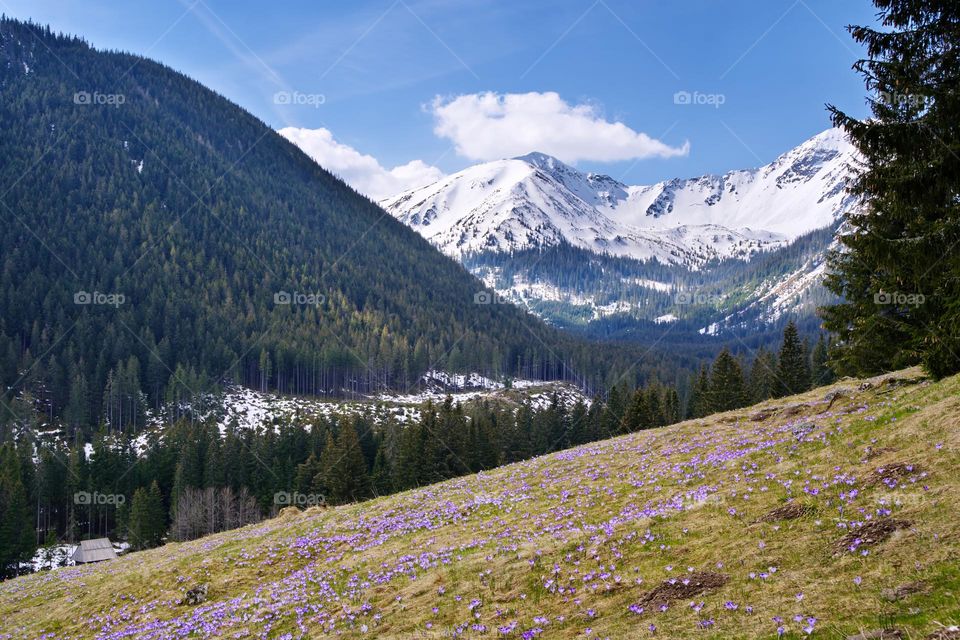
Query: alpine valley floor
xmin=1 ymin=369 xmax=958 ymax=639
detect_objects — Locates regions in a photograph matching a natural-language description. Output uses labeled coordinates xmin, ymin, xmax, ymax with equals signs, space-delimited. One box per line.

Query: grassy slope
xmin=1 ymin=369 xmax=958 ymax=639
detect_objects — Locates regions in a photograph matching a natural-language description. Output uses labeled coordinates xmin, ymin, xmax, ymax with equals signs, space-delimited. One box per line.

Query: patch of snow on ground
xmin=630 ymin=278 xmax=672 ymax=293
xmin=419 ymin=370 xmax=501 ymax=390
xmin=24 ymin=541 xmax=129 ymax=573
xmin=217 ymin=386 xmax=423 ymax=432
xmin=699 ymin=322 xmax=720 ymax=336
xmin=375 ymin=370 xmax=589 ymax=408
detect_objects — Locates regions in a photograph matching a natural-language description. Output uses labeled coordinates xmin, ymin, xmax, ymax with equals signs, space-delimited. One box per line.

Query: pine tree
xmin=507 ymin=404 xmax=533 ymax=461
xmin=259 ymin=350 xmax=272 ymax=393
xmin=394 ymin=425 xmax=421 ymax=491
xmin=169 ymin=457 xmax=191 ymax=521
xmin=801 ymin=337 xmax=812 ymax=381
xmin=319 ymin=421 xmax=371 ymax=505
xmin=776 ymin=321 xmax=811 ymax=397
xmin=650 ymin=386 xmax=668 ymax=427
xmin=436 ymin=398 xmax=470 ymax=476
xmin=202 ymin=427 xmax=225 ymax=488
xmin=708 ymin=348 xmax=748 ymax=412
xmin=467 ymin=408 xmax=499 ymax=470
xmin=294 ymin=453 xmax=322 ymax=495
xmin=146 ymin=481 xmax=166 ymax=545
xmin=64 ymin=370 xmax=89 ymax=431
xmin=370 ymin=448 xmax=393 ymax=497
xmin=128 ymin=481 xmax=165 ymax=549
xmin=811 ymin=334 xmax=834 ymax=387
xmin=0 ymin=444 xmax=34 ymax=576
xmin=602 ymin=384 xmax=628 ymax=436
xmin=662 ymin=387 xmax=681 ymax=425
xmin=568 ymin=400 xmax=589 ymax=445
xmin=314 ymin=433 xmax=338 ymax=497
xmin=64 ymin=442 xmax=87 ymax=544
xmin=823 ymin=0 xmax=960 ymax=379
xmin=621 ymin=388 xmax=649 ymax=433
xmin=749 ymin=347 xmax=778 ymax=403
xmin=688 ymin=365 xmax=711 ymax=418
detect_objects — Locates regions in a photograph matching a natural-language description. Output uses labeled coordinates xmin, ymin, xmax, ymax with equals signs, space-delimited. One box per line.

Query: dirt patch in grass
xmin=876 ymin=374 xmax=926 ymax=394
xmin=759 ymin=502 xmax=812 ymax=522
xmin=276 ymin=506 xmax=302 ymax=522
xmin=880 ymin=581 xmax=929 ymax=602
xmin=823 ymin=389 xmax=849 ymax=409
xmin=925 ymin=629 xmax=960 ymax=640
xmin=862 ymin=446 xmax=897 ymax=461
xmin=835 ymin=518 xmax=912 ymax=554
xmin=635 ymin=572 xmax=728 ymax=611
xmin=780 ymin=404 xmax=810 ymax=417
xmin=750 ymin=408 xmax=776 ymax=422
xmin=867 ymin=462 xmax=925 ymax=487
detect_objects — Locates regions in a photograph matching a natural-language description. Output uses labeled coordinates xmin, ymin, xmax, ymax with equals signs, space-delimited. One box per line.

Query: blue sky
xmin=4 ymin=0 xmax=877 ymax=197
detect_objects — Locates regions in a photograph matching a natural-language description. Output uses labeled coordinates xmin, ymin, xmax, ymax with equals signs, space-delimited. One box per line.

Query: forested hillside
xmin=463 ymin=223 xmax=837 ymax=344
xmin=0 ymin=18 xmax=659 ymax=431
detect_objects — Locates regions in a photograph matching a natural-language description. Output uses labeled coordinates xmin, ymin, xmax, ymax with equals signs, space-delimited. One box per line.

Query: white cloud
xmin=278 ymin=127 xmax=444 ymax=200
xmin=429 ymin=91 xmax=689 ymax=163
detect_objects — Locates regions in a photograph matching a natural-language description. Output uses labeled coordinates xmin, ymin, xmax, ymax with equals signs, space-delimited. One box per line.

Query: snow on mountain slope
xmin=381 ymin=129 xmax=857 ymax=267
xmin=608 ymin=128 xmax=856 ymax=238
xmin=382 ymin=156 xmax=620 ymax=257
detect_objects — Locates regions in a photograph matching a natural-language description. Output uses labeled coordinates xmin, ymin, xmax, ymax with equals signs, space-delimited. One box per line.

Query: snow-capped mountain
xmin=381 ymin=128 xmax=857 ymax=267
xmin=379 ymin=129 xmax=858 ymax=339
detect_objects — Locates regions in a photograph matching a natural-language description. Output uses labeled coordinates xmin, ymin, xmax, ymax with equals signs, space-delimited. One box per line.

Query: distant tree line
xmin=687 ymin=321 xmax=833 ymax=418
xmin=0 ymin=322 xmax=832 ymax=578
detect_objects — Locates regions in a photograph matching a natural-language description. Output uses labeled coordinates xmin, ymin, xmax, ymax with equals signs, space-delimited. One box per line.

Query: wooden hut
xmin=71 ymin=538 xmax=118 ymax=564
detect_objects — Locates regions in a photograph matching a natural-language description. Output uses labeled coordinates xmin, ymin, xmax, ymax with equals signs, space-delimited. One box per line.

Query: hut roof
xmin=71 ymin=538 xmax=118 ymax=563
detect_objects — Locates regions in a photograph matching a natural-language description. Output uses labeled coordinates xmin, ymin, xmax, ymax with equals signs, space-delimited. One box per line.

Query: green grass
xmin=1 ymin=368 xmax=958 ymax=639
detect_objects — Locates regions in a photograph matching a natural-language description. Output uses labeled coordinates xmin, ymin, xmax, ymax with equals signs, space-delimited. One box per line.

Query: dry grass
xmin=0 ymin=368 xmax=959 ymax=639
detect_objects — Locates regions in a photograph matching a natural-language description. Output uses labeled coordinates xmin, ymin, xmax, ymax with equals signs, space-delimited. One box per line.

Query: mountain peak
xmin=382 ymin=130 xmax=858 ymax=263
xmin=514 ymin=151 xmax=565 ymax=168
xmin=806 ymin=126 xmax=850 ymax=150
